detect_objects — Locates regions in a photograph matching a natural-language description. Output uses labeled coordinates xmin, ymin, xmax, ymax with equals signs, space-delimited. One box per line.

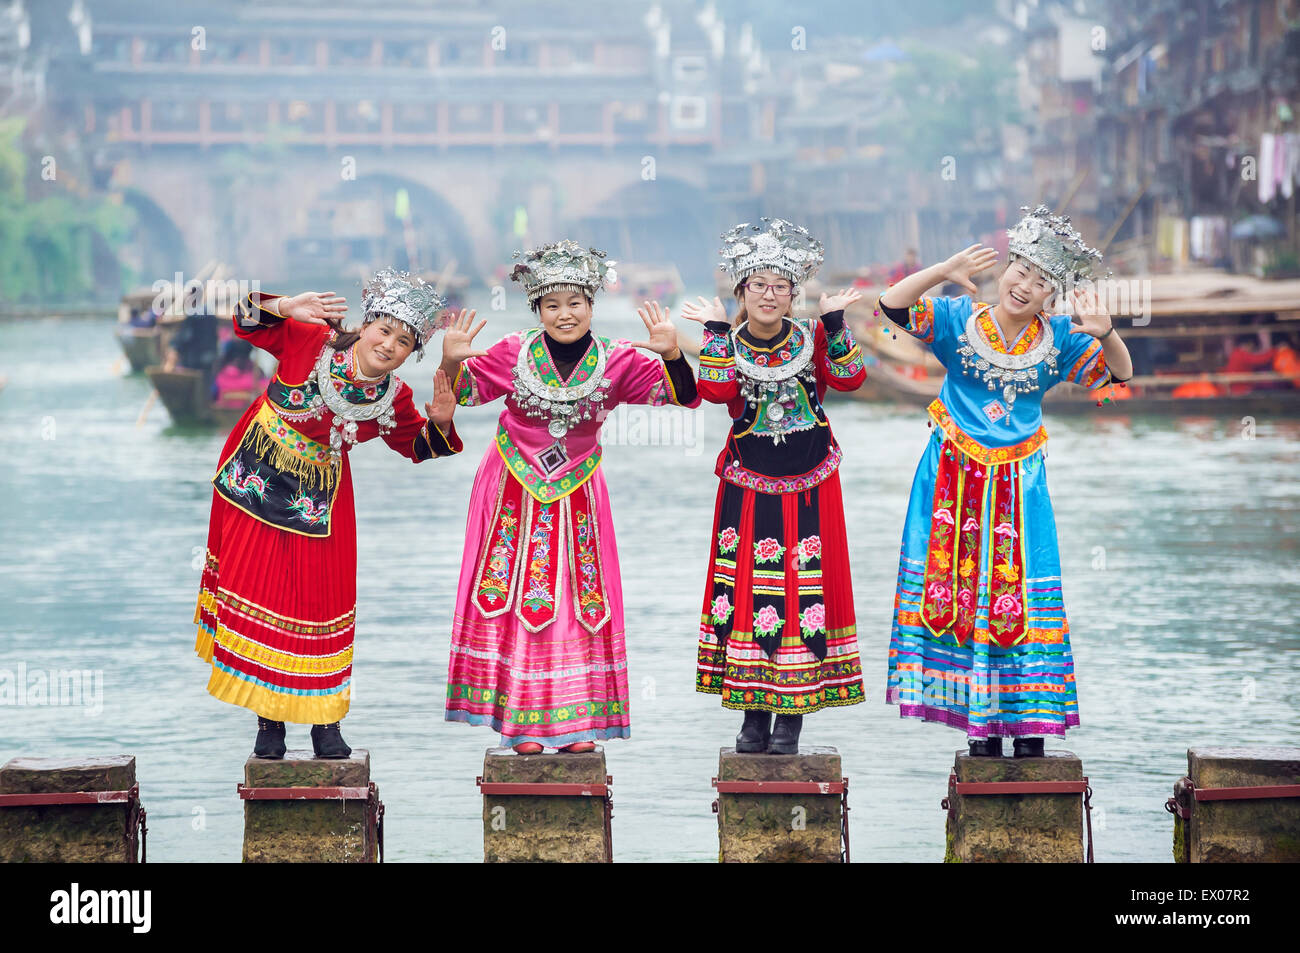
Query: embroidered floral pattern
xmin=753 ymin=604 xmax=784 ymax=640
xmin=572 ymin=509 xmax=604 ymax=625
xmin=711 ymin=593 xmax=734 ymax=626
xmin=521 ymin=507 xmax=557 ymax=614
xmin=497 ymin=426 xmax=601 ymax=503
xmin=699 ymin=326 xmax=738 ymax=383
xmin=825 ymin=326 xmax=865 ymax=378
xmin=754 ymin=537 xmax=786 ymax=563
xmin=717 ymin=526 xmax=739 ymax=555
xmin=927 ymin=398 xmax=1047 ymax=466
xmin=477 ymin=497 xmax=519 ymax=608
xmin=218 ymin=459 xmax=267 ymax=500
xmin=798 ymin=602 xmax=827 ymax=642
xmin=722 ymin=443 xmax=843 ymax=493
xmin=286 ymin=492 xmax=330 ymax=526
xmin=796 ymin=535 xmax=822 ymax=565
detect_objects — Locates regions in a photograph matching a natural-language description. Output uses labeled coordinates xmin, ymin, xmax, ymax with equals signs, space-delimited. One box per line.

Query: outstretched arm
xmin=680 ymin=295 xmax=739 ymax=404
xmin=878 ymin=245 xmax=998 ymax=311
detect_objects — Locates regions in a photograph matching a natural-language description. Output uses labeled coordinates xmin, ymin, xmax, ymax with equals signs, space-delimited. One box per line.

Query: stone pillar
xmin=944 ymin=750 xmax=1086 ymax=863
xmin=478 ymin=747 xmax=612 ymax=863
xmin=241 ymin=750 xmax=378 ymax=863
xmin=1172 ymin=746 xmax=1300 ymax=863
xmin=0 ymin=755 xmax=142 ymax=862
xmin=714 ymin=746 xmax=846 ymax=863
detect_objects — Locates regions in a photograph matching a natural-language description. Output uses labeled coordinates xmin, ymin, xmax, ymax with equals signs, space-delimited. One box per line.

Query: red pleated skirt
xmin=194 ymin=443 xmax=358 ymax=725
xmin=694 ymin=471 xmax=865 ymax=713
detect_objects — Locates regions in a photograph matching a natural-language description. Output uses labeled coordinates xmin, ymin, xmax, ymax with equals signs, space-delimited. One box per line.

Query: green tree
xmin=0 ymin=117 xmax=134 ymax=305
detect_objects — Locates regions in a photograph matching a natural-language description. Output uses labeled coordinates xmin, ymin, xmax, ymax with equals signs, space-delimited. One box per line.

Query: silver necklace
xmin=732 ymin=319 xmax=816 ymax=427
xmin=956 ymin=308 xmax=1058 ymax=411
xmin=313 ymin=345 xmax=399 ymax=463
xmin=510 ymin=329 xmax=614 ymax=439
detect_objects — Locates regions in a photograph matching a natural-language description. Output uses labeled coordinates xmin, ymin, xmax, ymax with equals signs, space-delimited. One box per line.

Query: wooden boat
xmin=833 ymin=272 xmax=1300 ymax=414
xmin=115 ymin=289 xmax=166 ymax=373
xmin=145 ymin=366 xmax=252 ymax=429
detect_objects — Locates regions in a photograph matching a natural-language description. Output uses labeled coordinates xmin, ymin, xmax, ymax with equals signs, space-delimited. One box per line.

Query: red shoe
xmin=560 ymin=741 xmax=596 ymax=753
xmin=513 ymin=742 xmax=543 ymax=755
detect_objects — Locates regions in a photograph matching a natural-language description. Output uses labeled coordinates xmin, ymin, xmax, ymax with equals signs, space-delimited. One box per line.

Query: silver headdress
xmin=510 ymin=240 xmax=617 ymax=307
xmin=718 ymin=218 xmax=825 ymax=288
xmin=361 ymin=268 xmax=449 ymax=355
xmin=1006 ymin=205 xmax=1105 ymax=294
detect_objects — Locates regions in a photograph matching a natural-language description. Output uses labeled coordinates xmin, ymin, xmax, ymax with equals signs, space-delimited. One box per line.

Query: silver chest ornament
xmin=732 ymin=320 xmax=818 ymax=443
xmin=510 ymin=330 xmax=614 ymax=439
xmin=955 ymin=309 xmax=1059 ymax=412
xmin=313 ymin=345 xmax=399 ymax=464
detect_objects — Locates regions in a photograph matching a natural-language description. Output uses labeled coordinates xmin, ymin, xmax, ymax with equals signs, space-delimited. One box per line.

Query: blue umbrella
xmin=1231 ymin=215 xmax=1285 ymax=239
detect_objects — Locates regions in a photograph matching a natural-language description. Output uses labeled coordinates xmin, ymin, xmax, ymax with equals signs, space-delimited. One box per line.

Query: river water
xmin=2 ymin=300 xmax=1298 ymax=862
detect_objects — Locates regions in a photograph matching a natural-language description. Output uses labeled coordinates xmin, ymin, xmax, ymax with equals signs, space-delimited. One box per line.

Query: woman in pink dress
xmin=441 ymin=241 xmax=700 ymax=753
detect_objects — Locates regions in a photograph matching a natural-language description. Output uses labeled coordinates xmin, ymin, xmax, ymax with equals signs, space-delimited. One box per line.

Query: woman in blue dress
xmin=877 ymin=206 xmax=1133 ymax=757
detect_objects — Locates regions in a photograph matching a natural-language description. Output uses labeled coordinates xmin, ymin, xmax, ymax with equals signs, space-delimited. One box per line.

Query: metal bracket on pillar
xmin=236 ymin=781 xmax=384 ymax=862
xmin=0 ymin=784 xmax=147 ymax=862
xmin=476 ymin=775 xmax=614 ymax=863
xmin=711 ymin=776 xmax=851 ymax=863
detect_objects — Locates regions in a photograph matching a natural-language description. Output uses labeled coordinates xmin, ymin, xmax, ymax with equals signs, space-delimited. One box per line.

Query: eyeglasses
xmin=743 ymin=280 xmax=794 ymax=297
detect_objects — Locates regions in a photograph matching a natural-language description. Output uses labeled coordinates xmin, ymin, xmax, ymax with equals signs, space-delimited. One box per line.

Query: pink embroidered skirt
xmin=444 ymin=446 xmax=632 ymax=747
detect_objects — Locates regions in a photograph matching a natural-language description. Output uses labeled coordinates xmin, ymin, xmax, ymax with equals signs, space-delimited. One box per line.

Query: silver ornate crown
xmin=718 ymin=218 xmax=825 ymax=288
xmin=361 ymin=268 xmax=449 ymax=349
xmin=510 ymin=240 xmax=617 ymax=306
xmin=1006 ymin=205 xmax=1105 ymax=293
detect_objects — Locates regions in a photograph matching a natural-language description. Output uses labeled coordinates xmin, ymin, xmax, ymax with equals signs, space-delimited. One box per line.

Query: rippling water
xmin=2 ymin=301 xmax=1298 ymax=863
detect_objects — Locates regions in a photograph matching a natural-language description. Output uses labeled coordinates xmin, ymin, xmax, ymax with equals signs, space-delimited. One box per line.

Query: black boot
xmin=254 ymin=717 xmax=286 ymax=760
xmin=735 ymin=710 xmax=772 ymax=753
xmin=1013 ymin=737 xmax=1044 ymax=758
xmin=767 ymin=715 xmax=803 ymax=755
xmin=968 ymin=737 xmax=1003 ymax=757
xmin=311 ymin=722 xmax=352 ymax=759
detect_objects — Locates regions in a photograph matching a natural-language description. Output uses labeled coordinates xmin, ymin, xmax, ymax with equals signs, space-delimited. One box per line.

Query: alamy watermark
xmin=152 ymin=273 xmax=262 ymax=318
xmin=0 ymin=664 xmax=103 ymax=716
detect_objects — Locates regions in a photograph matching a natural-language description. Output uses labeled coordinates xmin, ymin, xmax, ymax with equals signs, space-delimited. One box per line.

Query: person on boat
xmin=1272 ymin=333 xmax=1300 ymax=389
xmin=876 ymin=205 xmax=1133 ymax=758
xmin=1221 ymin=332 xmax=1278 ymax=395
xmin=211 ymin=339 xmax=267 ymax=410
xmin=194 ymin=269 xmax=463 ymax=760
xmin=165 ymin=309 xmax=220 ymax=380
xmin=680 ymin=218 xmax=868 ymax=755
xmin=889 ymin=248 xmax=921 ymax=286
xmin=441 ymin=240 xmax=699 ymax=754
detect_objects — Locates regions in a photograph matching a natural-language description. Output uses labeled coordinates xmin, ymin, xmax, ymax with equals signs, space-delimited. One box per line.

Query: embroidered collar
xmin=732 ymin=319 xmax=813 ymax=381
xmin=529 ymin=331 xmax=602 ymax=388
xmin=737 ymin=319 xmax=795 ymax=353
xmin=974 ymin=304 xmax=1047 ymax=356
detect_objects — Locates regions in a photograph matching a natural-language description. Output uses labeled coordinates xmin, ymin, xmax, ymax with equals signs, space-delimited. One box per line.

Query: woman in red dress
xmin=194 ymin=270 xmax=463 ymax=758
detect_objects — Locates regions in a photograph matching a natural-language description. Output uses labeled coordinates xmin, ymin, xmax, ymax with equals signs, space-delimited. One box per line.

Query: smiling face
xmin=536 ymin=290 xmax=593 ymax=343
xmin=354 ymin=316 xmax=417 ymax=378
xmin=997 ymin=258 xmax=1056 ymax=322
xmin=737 ymin=269 xmax=794 ymax=331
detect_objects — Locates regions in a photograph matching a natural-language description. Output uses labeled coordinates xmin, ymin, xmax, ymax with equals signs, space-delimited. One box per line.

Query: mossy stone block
xmin=0 ymin=755 xmax=138 ymax=863
xmin=241 ymin=750 xmax=376 ymax=863
xmin=945 ymin=750 xmax=1084 ymax=863
xmin=1184 ymin=746 xmax=1300 ymax=863
xmin=716 ymin=747 xmax=844 ymax=863
xmin=481 ymin=747 xmax=611 ymax=863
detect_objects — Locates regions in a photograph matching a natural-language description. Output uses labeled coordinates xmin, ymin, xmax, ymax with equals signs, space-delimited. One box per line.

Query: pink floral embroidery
xmin=797 ymin=535 xmax=822 ymax=564
xmin=926 ymin=581 xmax=953 ymax=609
xmin=711 ymin=594 xmax=733 ymax=625
xmin=288 ymin=389 xmax=305 ymax=407
xmin=992 ymin=593 xmax=1022 ymax=616
xmin=717 ymin=526 xmax=739 ymax=555
xmin=956 ymin=588 xmax=975 ymax=610
xmin=961 ymin=517 xmax=979 ymax=532
xmin=798 ymin=602 xmax=826 ymax=640
xmin=933 ymin=508 xmax=955 ymax=526
xmin=754 ymin=537 xmax=785 ymax=563
xmin=993 ymin=521 xmax=1018 ymax=539
xmin=754 ymin=604 xmax=783 ymax=638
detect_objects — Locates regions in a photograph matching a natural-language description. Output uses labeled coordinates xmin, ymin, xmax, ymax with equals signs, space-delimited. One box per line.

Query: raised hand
xmin=942 ymin=245 xmax=999 ymax=295
xmin=441 ymin=308 xmax=487 ymax=365
xmin=819 ymin=287 xmax=863 ymax=314
xmin=679 ymin=295 xmax=727 ymax=325
xmin=277 ymin=291 xmax=347 ymax=325
xmin=629 ymin=300 xmax=680 ymax=357
xmin=1069 ymin=284 xmax=1113 ymax=337
xmin=424 ymin=368 xmax=456 ymax=428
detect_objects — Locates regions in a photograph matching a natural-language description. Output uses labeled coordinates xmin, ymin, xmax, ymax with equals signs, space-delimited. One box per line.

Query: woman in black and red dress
xmin=194 ymin=270 xmax=462 ymax=759
xmin=681 ymin=218 xmax=868 ymax=754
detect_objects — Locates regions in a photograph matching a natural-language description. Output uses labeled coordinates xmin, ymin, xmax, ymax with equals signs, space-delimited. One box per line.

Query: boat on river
xmin=837 ymin=271 xmax=1300 ymax=414
xmin=114 ymin=288 xmax=167 ymax=373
